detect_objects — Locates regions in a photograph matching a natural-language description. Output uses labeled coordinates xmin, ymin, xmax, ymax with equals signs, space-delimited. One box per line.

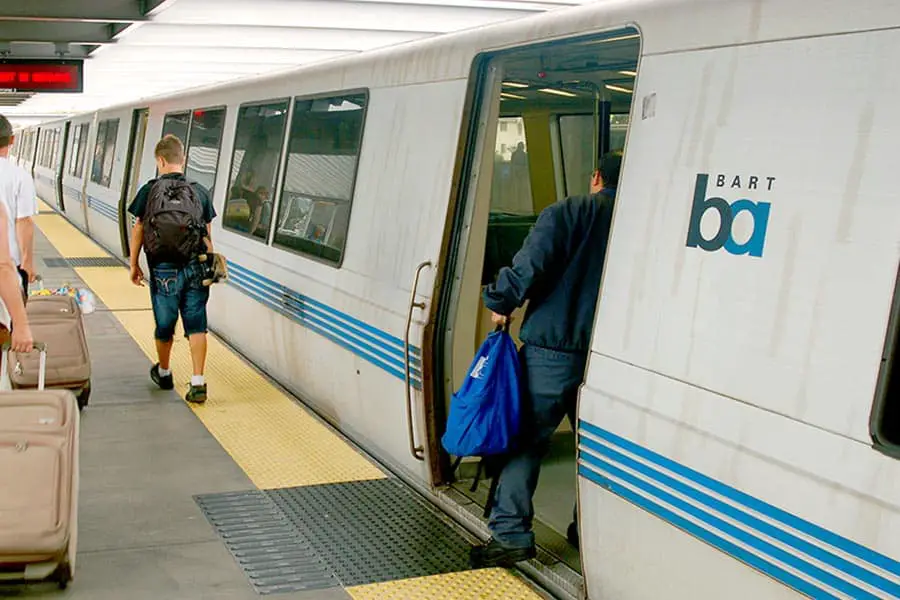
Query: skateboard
xmin=197 ymin=252 xmax=227 ymax=287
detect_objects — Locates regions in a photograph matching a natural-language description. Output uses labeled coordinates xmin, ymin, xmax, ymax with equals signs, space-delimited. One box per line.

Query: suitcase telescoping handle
xmin=1 ymin=341 xmax=47 ymax=391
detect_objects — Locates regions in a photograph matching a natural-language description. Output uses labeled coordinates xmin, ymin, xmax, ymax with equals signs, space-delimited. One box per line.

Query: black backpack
xmin=142 ymin=177 xmax=206 ymax=264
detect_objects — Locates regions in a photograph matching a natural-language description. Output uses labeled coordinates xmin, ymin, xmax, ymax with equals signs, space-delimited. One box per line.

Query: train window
xmin=50 ymin=129 xmax=60 ymax=171
xmin=871 ymin=265 xmax=900 ymax=455
xmin=68 ymin=123 xmax=88 ymax=177
xmin=223 ymin=99 xmax=289 ymax=241
xmin=491 ymin=116 xmax=533 ymax=214
xmin=558 ymin=115 xmax=593 ymax=197
xmin=272 ymin=91 xmax=368 ymax=265
xmin=91 ymin=119 xmax=119 ymax=187
xmin=185 ymin=107 xmax=225 ymax=199
xmin=162 ymin=111 xmax=191 ymax=146
xmin=75 ymin=123 xmax=89 ymax=178
xmin=66 ymin=126 xmax=79 ymax=176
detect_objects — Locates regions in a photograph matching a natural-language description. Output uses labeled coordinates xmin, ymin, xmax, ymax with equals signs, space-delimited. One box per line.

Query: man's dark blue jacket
xmin=482 ymin=188 xmax=615 ymax=355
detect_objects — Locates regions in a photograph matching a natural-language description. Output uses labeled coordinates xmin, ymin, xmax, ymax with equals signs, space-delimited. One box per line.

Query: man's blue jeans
xmin=489 ymin=344 xmax=586 ymax=549
xmin=149 ymin=261 xmax=209 ymax=342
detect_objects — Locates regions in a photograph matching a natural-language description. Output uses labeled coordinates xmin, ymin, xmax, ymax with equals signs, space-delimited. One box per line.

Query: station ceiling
xmin=0 ymin=0 xmax=593 ymax=126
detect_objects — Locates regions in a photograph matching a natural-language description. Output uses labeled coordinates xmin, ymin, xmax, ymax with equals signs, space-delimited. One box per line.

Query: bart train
xmin=12 ymin=0 xmax=900 ymax=597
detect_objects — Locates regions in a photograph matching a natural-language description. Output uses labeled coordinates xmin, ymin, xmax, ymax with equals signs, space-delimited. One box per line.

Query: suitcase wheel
xmin=77 ymin=382 xmax=91 ymax=411
xmin=54 ymin=561 xmax=72 ymax=589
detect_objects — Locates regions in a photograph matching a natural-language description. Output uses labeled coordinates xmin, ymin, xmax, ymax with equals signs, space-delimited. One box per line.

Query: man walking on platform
xmin=128 ymin=134 xmax=217 ymax=403
xmin=469 ymin=151 xmax=622 ymax=569
xmin=0 ymin=114 xmax=38 ymax=298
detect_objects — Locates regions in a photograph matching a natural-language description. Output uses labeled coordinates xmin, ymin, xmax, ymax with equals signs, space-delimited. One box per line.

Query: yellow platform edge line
xmin=34 ymin=209 xmax=385 ymax=489
xmin=346 ymin=568 xmax=547 ymax=600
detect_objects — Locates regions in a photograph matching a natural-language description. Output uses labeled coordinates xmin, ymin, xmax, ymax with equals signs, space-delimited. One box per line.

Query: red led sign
xmin=0 ymin=60 xmax=83 ymax=93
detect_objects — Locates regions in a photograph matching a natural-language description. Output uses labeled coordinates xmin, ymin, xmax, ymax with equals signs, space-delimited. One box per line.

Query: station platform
xmin=5 ymin=200 xmax=548 ymax=600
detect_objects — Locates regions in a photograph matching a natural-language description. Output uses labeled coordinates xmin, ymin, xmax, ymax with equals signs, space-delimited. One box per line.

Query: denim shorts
xmin=149 ymin=261 xmax=210 ymax=341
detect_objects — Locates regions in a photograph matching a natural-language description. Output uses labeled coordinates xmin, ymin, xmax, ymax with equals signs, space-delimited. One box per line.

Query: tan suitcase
xmin=9 ymin=295 xmax=91 ymax=410
xmin=0 ymin=343 xmax=79 ymax=589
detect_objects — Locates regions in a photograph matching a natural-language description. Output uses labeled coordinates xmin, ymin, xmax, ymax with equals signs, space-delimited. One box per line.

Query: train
xmin=11 ymin=0 xmax=900 ymax=597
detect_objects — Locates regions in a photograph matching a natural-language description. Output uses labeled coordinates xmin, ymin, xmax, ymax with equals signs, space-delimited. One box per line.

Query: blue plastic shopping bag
xmin=441 ymin=327 xmax=521 ymax=457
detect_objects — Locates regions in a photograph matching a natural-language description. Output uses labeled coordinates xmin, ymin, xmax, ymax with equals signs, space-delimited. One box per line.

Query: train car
xmin=18 ymin=0 xmax=900 ymax=598
xmin=11 ymin=127 xmax=39 ymax=173
xmin=31 ymin=121 xmax=66 ymax=211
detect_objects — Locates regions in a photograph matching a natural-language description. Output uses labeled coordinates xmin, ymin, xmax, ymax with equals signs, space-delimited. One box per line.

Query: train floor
xmin=4 ymin=200 xmax=548 ymax=600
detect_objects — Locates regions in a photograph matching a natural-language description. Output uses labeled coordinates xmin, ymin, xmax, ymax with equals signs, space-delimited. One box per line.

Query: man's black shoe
xmin=469 ymin=539 xmax=536 ymax=569
xmin=150 ymin=364 xmax=174 ymax=390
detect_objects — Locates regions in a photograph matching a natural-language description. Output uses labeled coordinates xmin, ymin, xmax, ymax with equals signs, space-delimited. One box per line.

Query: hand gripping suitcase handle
xmin=1 ymin=341 xmax=47 ymax=391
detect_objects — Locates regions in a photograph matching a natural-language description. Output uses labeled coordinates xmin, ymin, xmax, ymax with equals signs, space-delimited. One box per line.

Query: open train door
xmin=423 ymin=27 xmax=642 ymax=598
xmin=119 ymin=107 xmax=149 ymax=258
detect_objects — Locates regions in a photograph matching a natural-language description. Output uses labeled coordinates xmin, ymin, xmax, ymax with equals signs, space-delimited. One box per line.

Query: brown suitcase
xmin=9 ymin=295 xmax=91 ymax=410
xmin=0 ymin=344 xmax=79 ymax=589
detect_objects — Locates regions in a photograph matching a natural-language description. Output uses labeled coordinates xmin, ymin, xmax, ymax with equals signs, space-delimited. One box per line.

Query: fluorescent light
xmin=618 ymin=70 xmax=637 ymax=77
xmin=538 ymin=88 xmax=577 ymax=98
xmin=605 ymin=84 xmax=633 ymax=94
xmin=501 ymin=92 xmax=526 ymax=100
xmin=502 ymin=81 xmax=528 ymax=88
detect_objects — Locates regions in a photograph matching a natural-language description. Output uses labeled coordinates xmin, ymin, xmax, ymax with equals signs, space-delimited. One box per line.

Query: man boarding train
xmin=470 ymin=151 xmax=622 ymax=569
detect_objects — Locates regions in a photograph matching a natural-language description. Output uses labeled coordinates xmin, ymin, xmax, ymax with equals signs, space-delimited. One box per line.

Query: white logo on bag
xmin=470 ymin=356 xmax=489 ymax=379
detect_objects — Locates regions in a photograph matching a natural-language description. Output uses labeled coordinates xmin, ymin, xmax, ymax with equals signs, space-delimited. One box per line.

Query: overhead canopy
xmin=0 ymin=0 xmax=592 ymax=127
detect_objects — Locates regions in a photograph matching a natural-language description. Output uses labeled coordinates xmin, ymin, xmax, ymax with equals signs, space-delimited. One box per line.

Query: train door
xmin=55 ymin=122 xmax=71 ymax=212
xmin=426 ymin=27 xmax=640 ymax=573
xmin=119 ymin=108 xmax=149 ymax=258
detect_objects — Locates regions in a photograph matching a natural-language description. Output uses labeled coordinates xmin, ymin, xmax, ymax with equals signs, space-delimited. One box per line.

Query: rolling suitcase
xmin=8 ymin=295 xmax=91 ymax=410
xmin=0 ymin=343 xmax=79 ymax=589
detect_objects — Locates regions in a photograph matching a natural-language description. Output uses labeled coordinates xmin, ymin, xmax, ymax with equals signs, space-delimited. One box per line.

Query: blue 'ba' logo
xmin=685 ymin=173 xmax=774 ymax=258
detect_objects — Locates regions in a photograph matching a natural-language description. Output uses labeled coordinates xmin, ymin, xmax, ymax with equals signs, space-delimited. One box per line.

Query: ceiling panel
xmin=0 ymin=0 xmax=593 ymax=126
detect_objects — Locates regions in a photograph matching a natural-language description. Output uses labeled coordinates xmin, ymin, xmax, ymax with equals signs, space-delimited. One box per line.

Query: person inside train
xmin=0 ymin=114 xmax=38 ymax=298
xmin=127 ymin=134 xmax=217 ymax=404
xmin=469 ymin=150 xmax=622 ymax=569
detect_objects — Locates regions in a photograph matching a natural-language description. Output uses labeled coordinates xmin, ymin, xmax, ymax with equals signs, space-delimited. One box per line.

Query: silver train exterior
xmin=12 ymin=1 xmax=900 ymax=598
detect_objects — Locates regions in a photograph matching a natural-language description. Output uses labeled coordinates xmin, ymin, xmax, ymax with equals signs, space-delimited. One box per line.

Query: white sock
xmin=191 ymin=375 xmax=205 ymax=387
xmin=159 ymin=367 xmax=172 ymax=377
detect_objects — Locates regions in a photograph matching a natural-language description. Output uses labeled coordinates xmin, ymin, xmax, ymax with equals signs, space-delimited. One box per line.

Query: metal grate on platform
xmin=43 ymin=256 xmax=123 ymax=268
xmin=195 ymin=490 xmax=340 ymax=595
xmin=196 ymin=478 xmax=475 ymax=595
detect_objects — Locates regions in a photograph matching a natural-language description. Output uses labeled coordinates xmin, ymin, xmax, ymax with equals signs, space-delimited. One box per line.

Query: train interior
xmin=442 ymin=28 xmax=640 ymax=569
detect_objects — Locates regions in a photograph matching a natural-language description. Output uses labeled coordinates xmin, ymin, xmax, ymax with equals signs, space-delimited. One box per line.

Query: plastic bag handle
xmin=493 ymin=321 xmax=511 ymax=333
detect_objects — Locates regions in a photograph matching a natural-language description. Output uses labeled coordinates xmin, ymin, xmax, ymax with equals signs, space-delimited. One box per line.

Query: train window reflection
xmin=68 ymin=123 xmax=89 ymax=178
xmin=161 ymin=112 xmax=190 ymax=148
xmin=91 ymin=119 xmax=119 ymax=187
xmin=224 ymin=100 xmax=289 ymax=241
xmin=75 ymin=123 xmax=89 ymax=178
xmin=273 ymin=91 xmax=368 ymax=266
xmin=185 ymin=107 xmax=225 ymax=200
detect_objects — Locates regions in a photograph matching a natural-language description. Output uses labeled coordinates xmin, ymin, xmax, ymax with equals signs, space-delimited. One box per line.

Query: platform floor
xmin=3 ymin=202 xmax=547 ymax=600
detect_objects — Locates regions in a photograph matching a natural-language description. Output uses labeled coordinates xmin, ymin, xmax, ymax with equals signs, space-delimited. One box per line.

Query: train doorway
xmin=428 ymin=27 xmax=640 ymax=571
xmin=119 ymin=108 xmax=149 ymax=258
xmin=55 ymin=122 xmax=70 ymax=212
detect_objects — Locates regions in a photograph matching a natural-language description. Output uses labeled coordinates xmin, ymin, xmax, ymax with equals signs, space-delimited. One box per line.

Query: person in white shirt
xmin=0 ymin=114 xmax=37 ymax=298
xmin=0 ymin=199 xmax=33 ymax=353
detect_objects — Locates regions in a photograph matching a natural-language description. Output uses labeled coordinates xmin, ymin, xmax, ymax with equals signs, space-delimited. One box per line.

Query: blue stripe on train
xmin=578 ymin=419 xmax=900 ymax=598
xmin=225 ymin=260 xmax=423 ymax=388
xmin=87 ymin=196 xmax=118 ymax=222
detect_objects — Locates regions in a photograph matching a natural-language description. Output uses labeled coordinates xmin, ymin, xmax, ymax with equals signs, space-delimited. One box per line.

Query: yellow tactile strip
xmin=347 ymin=569 xmax=545 ymax=599
xmin=36 ymin=211 xmax=385 ymax=489
xmin=34 ymin=214 xmax=108 ymax=258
